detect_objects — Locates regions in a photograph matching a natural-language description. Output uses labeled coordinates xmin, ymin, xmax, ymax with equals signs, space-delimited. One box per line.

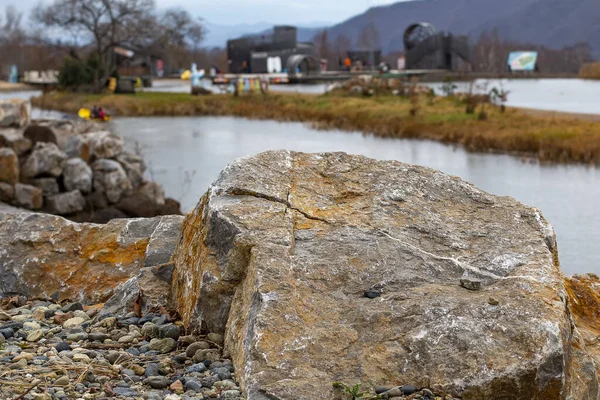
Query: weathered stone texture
xmin=92 ymin=159 xmax=132 ymax=203
xmin=63 ymin=157 xmax=93 ymax=194
xmin=172 ymin=151 xmax=589 ymax=400
xmin=0 ymin=213 xmax=182 ymax=304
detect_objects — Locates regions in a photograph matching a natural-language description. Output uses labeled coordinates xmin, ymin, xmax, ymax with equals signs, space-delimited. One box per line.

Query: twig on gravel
xmin=11 ymin=379 xmax=40 ymax=400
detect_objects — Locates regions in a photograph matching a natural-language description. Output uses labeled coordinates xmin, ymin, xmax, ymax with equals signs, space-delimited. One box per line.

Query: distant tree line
xmin=0 ymin=2 xmax=227 ymax=89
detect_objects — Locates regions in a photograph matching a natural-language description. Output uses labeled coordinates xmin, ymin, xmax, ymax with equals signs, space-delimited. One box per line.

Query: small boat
xmin=78 ymin=108 xmax=112 ymax=122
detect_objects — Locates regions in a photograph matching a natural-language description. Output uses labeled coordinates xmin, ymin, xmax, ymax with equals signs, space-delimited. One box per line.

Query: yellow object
xmin=135 ymin=78 xmax=142 ymax=88
xmin=108 ymin=77 xmax=117 ymax=93
xmin=78 ymin=108 xmax=91 ymax=119
xmin=78 ymin=108 xmax=111 ymax=122
xmin=181 ymin=70 xmax=191 ymax=80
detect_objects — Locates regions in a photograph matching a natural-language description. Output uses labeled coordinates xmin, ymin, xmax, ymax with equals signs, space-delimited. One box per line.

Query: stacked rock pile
xmin=0 ymin=100 xmax=180 ymax=223
xmin=0 ymin=298 xmax=243 ymax=400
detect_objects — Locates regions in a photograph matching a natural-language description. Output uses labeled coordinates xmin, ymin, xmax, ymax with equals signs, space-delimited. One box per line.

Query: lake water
xmin=111 ymin=116 xmax=599 ymax=276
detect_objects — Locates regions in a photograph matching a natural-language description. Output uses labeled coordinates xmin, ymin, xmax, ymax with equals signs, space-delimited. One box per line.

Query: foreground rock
xmin=172 ymin=151 xmax=592 ymax=399
xmin=0 ymin=299 xmax=243 ymax=400
xmin=0 ymin=213 xmax=183 ymax=304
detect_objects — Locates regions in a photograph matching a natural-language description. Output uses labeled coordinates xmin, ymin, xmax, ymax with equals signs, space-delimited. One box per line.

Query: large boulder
xmin=92 ymin=159 xmax=132 ymax=203
xmin=0 ymin=147 xmax=19 ymax=185
xmin=171 ymin=151 xmax=592 ymax=400
xmin=83 ymin=131 xmax=124 ymax=160
xmin=61 ymin=134 xmax=90 ymax=161
xmin=45 ymin=190 xmax=86 ymax=215
xmin=14 ymin=183 xmax=42 ymax=209
xmin=0 ymin=129 xmax=32 ymax=156
xmin=0 ymin=213 xmax=183 ymax=304
xmin=0 ymin=99 xmax=30 ymax=128
xmin=21 ymin=142 xmax=67 ymax=179
xmin=63 ymin=158 xmax=93 ymax=193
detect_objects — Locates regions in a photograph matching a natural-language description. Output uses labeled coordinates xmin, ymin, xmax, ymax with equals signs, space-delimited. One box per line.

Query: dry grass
xmin=32 ymin=91 xmax=600 ymax=164
xmin=579 ymin=63 xmax=600 ymax=80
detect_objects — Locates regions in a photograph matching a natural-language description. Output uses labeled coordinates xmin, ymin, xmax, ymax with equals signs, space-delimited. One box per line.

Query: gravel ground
xmin=0 ymin=297 xmax=244 ymax=400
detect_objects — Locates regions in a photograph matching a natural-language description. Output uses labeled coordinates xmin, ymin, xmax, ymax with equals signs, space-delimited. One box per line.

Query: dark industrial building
xmin=403 ymin=23 xmax=471 ymax=71
xmin=227 ymin=26 xmax=318 ymax=74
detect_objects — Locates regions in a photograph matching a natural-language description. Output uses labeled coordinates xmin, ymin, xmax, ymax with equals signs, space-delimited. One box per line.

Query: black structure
xmin=227 ymin=26 xmax=318 ymax=74
xmin=403 ymin=23 xmax=471 ymax=71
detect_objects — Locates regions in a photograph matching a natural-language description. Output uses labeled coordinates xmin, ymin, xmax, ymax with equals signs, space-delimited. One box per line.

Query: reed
xmin=32 ymin=91 xmax=600 ymax=165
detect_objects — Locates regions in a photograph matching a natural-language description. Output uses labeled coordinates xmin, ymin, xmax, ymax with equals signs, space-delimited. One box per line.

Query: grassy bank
xmin=580 ymin=63 xmax=600 ymax=80
xmin=32 ymin=91 xmax=600 ymax=164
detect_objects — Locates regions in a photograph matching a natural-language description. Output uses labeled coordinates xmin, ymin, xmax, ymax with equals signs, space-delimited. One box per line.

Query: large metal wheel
xmin=403 ymin=23 xmax=437 ymax=51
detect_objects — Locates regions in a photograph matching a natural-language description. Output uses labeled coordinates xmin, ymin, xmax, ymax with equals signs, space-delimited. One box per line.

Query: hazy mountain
xmin=323 ymin=0 xmax=599 ymax=54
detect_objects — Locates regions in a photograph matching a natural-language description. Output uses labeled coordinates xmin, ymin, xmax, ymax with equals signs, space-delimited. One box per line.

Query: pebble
xmin=26 ymin=329 xmax=43 ymax=342
xmin=147 ymin=376 xmax=169 ymax=389
xmin=364 ymin=289 xmax=382 ymax=299
xmin=23 ymin=321 xmax=41 ymax=331
xmin=192 ymin=349 xmax=220 ymax=363
xmin=63 ymin=317 xmax=86 ymax=329
xmin=460 ymin=278 xmax=482 ymax=291
xmin=213 ymin=366 xmax=232 ymax=380
xmin=112 ymin=387 xmax=139 ymax=397
xmin=12 ymin=352 xmax=33 ymax=362
xmin=54 ymin=375 xmax=70 ymax=386
xmin=159 ymin=323 xmax=182 ymax=340
xmin=88 ymin=332 xmax=109 ymax=342
xmin=186 ymin=363 xmax=207 ymax=373
xmin=184 ymin=380 xmax=203 ymax=392
xmin=141 ymin=322 xmax=159 ymax=338
xmin=144 ymin=363 xmax=161 ymax=377
xmin=488 ymin=297 xmax=500 ymax=306
xmin=118 ymin=335 xmax=135 ymax=344
xmin=186 ymin=342 xmax=211 ymax=357
xmin=0 ymin=311 xmax=10 ymax=321
xmin=44 ymin=309 xmax=56 ymax=319
xmin=206 ymin=333 xmax=224 ymax=345
xmin=164 ymin=395 xmax=181 ymax=400
xmin=149 ymin=338 xmax=177 ymax=353
xmin=402 ymin=384 xmax=418 ymax=395
xmin=66 ymin=332 xmax=89 ymax=341
xmin=72 ymin=310 xmax=91 ymax=321
xmin=170 ymin=380 xmax=184 ymax=393
xmin=61 ymin=302 xmax=83 ymax=313
xmin=55 ymin=342 xmax=71 ymax=352
xmin=73 ymin=353 xmax=90 ymax=362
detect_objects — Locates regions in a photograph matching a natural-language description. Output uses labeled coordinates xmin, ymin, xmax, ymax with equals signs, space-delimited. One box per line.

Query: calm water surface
xmin=112 ymin=116 xmax=599 ymax=276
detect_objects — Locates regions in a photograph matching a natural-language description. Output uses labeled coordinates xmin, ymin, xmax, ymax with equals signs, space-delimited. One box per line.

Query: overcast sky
xmin=0 ymin=0 xmax=402 ymax=26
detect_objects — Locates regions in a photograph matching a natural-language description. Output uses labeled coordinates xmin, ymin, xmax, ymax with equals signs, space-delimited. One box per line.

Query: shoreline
xmin=31 ymin=91 xmax=600 ymax=165
xmin=0 ymin=81 xmax=36 ymax=92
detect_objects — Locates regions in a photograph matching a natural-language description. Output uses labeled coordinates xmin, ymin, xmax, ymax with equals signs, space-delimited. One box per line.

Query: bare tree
xmin=33 ymin=0 xmax=156 ymax=80
xmin=357 ymin=22 xmax=381 ymax=51
xmin=312 ymin=30 xmax=330 ymax=60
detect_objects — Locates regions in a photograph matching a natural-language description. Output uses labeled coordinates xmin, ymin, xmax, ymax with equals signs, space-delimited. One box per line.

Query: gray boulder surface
xmin=92 ymin=159 xmax=132 ymax=203
xmin=14 ymin=183 xmax=42 ymax=209
xmin=83 ymin=131 xmax=124 ymax=160
xmin=0 ymin=183 xmax=14 ymax=203
xmin=63 ymin=158 xmax=93 ymax=193
xmin=21 ymin=142 xmax=67 ymax=178
xmin=31 ymin=177 xmax=60 ymax=197
xmin=45 ymin=190 xmax=86 ymax=215
xmin=0 ymin=129 xmax=31 ymax=155
xmin=171 ymin=151 xmax=593 ymax=400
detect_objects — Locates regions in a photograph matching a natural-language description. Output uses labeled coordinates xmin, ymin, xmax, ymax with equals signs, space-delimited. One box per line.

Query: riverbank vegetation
xmin=32 ymin=91 xmax=600 ymax=164
xmin=580 ymin=63 xmax=600 ymax=80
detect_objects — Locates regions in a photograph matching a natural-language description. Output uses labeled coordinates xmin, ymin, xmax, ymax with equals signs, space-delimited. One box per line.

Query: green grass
xmin=31 ymin=91 xmax=600 ymax=164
